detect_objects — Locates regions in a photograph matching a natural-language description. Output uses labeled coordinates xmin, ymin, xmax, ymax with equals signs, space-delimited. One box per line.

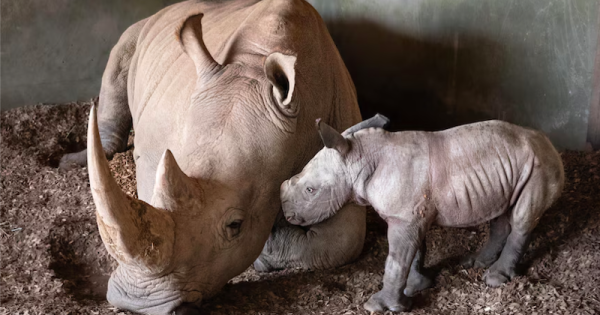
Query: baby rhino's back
xmin=428 ymin=120 xmax=556 ymax=227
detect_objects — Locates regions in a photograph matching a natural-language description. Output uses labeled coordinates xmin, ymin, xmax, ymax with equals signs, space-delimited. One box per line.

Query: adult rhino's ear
xmin=264 ymin=52 xmax=297 ymax=115
xmin=316 ymin=118 xmax=349 ymax=155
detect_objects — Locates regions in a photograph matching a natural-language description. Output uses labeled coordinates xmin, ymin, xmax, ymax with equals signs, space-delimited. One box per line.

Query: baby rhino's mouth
xmin=285 ymin=212 xmax=305 ymax=225
xmin=173 ymin=303 xmax=203 ymax=315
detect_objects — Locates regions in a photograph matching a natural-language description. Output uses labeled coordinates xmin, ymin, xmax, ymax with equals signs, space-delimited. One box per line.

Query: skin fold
xmin=281 ymin=116 xmax=564 ymax=313
xmin=59 ymin=1 xmax=367 ymax=314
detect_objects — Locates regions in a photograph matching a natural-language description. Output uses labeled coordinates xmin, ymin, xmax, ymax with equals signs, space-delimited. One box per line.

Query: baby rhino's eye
xmin=306 ymin=187 xmax=315 ymax=193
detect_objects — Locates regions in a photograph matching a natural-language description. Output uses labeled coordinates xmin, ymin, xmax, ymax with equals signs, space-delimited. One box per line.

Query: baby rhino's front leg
xmin=364 ymin=219 xmax=427 ymax=313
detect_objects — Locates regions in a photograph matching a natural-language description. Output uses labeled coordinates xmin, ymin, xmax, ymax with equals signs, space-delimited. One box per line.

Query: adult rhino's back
xmin=129 ymin=0 xmax=343 ymax=123
xmin=128 ymin=0 xmax=358 ymax=189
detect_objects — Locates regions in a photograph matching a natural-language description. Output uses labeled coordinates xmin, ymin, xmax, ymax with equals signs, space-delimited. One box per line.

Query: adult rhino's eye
xmin=226 ymin=220 xmax=243 ymax=239
xmin=306 ymin=187 xmax=315 ymax=193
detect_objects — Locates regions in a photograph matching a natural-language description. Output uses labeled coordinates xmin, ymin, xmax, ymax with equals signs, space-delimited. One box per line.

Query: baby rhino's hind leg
xmin=404 ymin=241 xmax=433 ymax=297
xmin=483 ymin=227 xmax=530 ymax=287
xmin=484 ymin=170 xmax=560 ymax=287
xmin=462 ymin=213 xmax=511 ymax=269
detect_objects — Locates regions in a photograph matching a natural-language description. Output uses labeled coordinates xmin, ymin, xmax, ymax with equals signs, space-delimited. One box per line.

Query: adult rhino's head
xmin=281 ymin=115 xmax=389 ymax=226
xmin=90 ymin=11 xmax=331 ymax=314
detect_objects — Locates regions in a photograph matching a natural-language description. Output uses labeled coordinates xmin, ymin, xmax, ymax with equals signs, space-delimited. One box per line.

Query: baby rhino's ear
xmin=316 ymin=119 xmax=349 ymax=155
xmin=342 ymin=113 xmax=390 ymax=136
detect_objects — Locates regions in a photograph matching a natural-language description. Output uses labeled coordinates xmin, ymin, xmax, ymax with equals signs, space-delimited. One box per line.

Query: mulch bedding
xmin=1 ymin=101 xmax=599 ymax=315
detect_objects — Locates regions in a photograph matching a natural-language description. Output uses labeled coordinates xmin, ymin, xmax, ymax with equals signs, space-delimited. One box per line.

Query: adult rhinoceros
xmin=60 ymin=0 xmax=366 ymax=314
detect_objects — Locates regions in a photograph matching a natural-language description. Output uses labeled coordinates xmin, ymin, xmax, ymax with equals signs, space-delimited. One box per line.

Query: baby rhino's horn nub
xmin=87 ymin=106 xmax=175 ymax=274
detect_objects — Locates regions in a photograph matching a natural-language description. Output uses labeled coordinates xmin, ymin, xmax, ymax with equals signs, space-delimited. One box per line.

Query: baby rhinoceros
xmin=280 ymin=115 xmax=564 ymax=313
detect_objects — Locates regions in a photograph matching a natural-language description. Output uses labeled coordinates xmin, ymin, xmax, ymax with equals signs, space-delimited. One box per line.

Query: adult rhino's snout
xmin=107 ymin=266 xmax=204 ymax=315
xmin=88 ymin=105 xmax=205 ymax=276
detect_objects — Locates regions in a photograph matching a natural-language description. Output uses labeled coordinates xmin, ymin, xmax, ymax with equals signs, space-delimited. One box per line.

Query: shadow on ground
xmin=325 ymin=19 xmax=512 ymax=132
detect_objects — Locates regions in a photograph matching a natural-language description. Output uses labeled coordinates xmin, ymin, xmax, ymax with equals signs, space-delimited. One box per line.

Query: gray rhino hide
xmin=281 ymin=119 xmax=564 ymax=313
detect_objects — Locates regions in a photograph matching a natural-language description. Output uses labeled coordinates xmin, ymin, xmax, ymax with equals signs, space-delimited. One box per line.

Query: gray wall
xmin=308 ymin=0 xmax=600 ymax=150
xmin=1 ymin=0 xmax=178 ymax=110
xmin=2 ymin=0 xmax=599 ymax=150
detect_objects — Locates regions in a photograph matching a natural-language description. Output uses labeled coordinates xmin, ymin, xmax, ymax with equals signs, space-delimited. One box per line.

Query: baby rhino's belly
xmin=433 ymin=183 xmax=512 ymax=227
xmin=431 ymin=158 xmax=517 ymax=227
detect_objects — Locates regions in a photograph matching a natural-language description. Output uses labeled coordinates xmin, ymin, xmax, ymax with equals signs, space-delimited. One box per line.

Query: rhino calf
xmin=280 ymin=116 xmax=564 ymax=313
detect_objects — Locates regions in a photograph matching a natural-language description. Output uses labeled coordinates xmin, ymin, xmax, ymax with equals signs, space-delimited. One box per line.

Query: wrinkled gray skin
xmin=59 ymin=1 xmax=367 ymax=314
xmin=281 ymin=117 xmax=564 ymax=313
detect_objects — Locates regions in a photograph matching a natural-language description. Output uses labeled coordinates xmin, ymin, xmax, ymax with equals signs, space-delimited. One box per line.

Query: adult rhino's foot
xmin=364 ymin=290 xmax=412 ymax=313
xmin=253 ymin=254 xmax=280 ymax=272
xmin=404 ymin=270 xmax=433 ymax=297
xmin=256 ymin=204 xmax=366 ymax=272
xmin=59 ymin=150 xmax=88 ymax=168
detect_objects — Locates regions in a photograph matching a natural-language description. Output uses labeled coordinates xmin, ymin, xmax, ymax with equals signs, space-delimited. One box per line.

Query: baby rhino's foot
xmin=461 ymin=254 xmax=477 ymax=269
xmin=461 ymin=253 xmax=497 ymax=269
xmin=484 ymin=267 xmax=516 ymax=287
xmin=364 ymin=290 xmax=412 ymax=313
xmin=404 ymin=271 xmax=433 ymax=297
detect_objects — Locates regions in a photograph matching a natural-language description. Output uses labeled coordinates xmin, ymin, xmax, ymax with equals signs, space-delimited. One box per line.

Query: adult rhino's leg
xmin=254 ymin=203 xmax=366 ymax=271
xmin=59 ymin=18 xmax=147 ymax=168
xmin=462 ymin=212 xmax=511 ymax=269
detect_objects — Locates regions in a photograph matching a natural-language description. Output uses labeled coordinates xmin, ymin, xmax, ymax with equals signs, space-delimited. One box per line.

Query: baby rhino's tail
xmin=531 ymin=130 xmax=565 ymax=209
xmin=510 ymin=129 xmax=564 ymax=233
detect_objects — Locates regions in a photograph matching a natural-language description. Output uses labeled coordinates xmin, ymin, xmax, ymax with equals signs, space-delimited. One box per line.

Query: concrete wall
xmin=308 ymin=0 xmax=600 ymax=150
xmin=2 ymin=0 xmax=599 ymax=150
xmin=1 ymin=0 xmax=179 ymax=110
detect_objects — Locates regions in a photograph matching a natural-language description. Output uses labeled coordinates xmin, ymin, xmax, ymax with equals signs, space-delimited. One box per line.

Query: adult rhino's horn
xmin=87 ymin=106 xmax=175 ymax=274
xmin=151 ymin=149 xmax=203 ymax=210
xmin=177 ymin=13 xmax=223 ymax=80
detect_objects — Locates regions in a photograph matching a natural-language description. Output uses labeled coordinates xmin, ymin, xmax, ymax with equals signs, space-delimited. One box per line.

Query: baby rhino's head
xmin=281 ymin=115 xmax=389 ymax=226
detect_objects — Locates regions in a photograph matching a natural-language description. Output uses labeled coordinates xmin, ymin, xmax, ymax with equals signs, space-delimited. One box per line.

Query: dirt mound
xmin=1 ymin=102 xmax=599 ymax=314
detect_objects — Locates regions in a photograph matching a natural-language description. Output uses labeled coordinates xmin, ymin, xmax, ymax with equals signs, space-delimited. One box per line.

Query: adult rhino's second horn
xmin=87 ymin=106 xmax=175 ymax=274
xmin=151 ymin=148 xmax=204 ymax=211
